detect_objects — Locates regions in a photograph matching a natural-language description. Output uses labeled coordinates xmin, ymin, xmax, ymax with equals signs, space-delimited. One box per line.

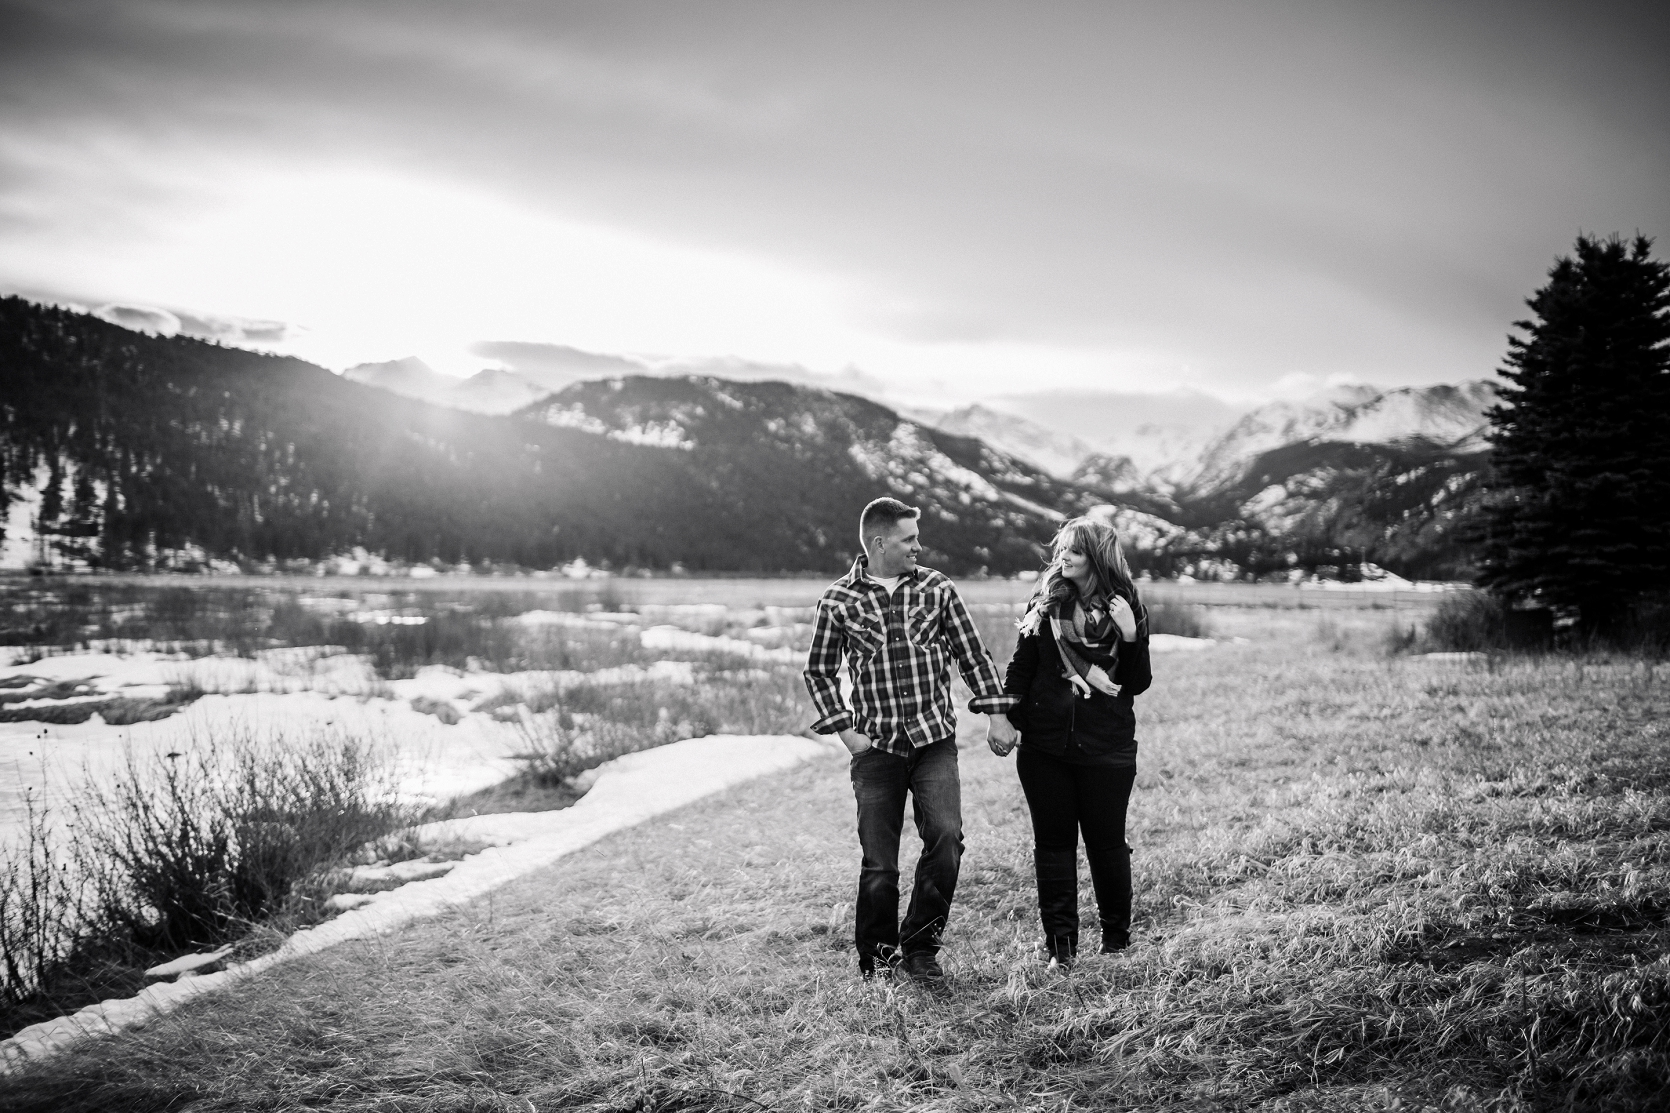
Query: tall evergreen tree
xmin=1478 ymin=234 xmax=1670 ymax=632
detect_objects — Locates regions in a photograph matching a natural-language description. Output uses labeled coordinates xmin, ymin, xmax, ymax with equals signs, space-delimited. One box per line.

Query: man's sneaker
xmin=901 ymin=952 xmax=949 ymax=995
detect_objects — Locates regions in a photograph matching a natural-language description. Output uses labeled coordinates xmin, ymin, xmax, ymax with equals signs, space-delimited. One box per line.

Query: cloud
xmin=92 ymin=301 xmax=298 ymax=345
xmin=988 ymin=388 xmax=1249 ymax=445
xmin=174 ymin=310 xmax=298 ymax=345
xmin=93 ymin=303 xmax=180 ymax=335
xmin=658 ymin=355 xmax=894 ymax=399
xmin=87 ymin=300 xmax=298 ymax=345
xmin=1262 ymin=372 xmax=1377 ymax=404
xmin=5 ymin=2 xmax=1667 ymax=399
xmin=472 ymin=341 xmax=896 ymax=400
xmin=469 ymin=340 xmax=645 ymax=392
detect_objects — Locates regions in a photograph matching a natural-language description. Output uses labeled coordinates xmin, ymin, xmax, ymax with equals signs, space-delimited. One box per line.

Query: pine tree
xmin=1477 ymin=234 xmax=1670 ymax=633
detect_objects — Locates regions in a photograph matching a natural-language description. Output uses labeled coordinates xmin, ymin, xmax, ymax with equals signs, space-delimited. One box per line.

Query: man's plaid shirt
xmin=803 ymin=556 xmax=1017 ymax=753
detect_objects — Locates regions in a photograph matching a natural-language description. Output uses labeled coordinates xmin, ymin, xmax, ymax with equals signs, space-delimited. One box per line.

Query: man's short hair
xmin=859 ymin=497 xmax=920 ymax=549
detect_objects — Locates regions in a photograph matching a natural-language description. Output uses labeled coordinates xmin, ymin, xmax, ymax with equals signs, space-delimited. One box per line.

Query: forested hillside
xmin=523 ymin=376 xmax=1084 ymax=574
xmin=1155 ymin=440 xmax=1491 ymax=581
xmin=0 ymin=298 xmax=1074 ymax=574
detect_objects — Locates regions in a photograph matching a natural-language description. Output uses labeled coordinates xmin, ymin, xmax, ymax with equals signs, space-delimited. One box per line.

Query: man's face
xmin=871 ymin=518 xmax=921 ymax=575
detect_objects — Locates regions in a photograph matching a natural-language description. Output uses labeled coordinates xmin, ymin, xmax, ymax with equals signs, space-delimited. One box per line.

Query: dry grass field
xmin=3 ymin=592 xmax=1666 ymax=1112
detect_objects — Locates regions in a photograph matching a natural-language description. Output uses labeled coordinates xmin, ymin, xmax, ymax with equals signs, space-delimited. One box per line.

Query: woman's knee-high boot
xmin=1033 ymin=847 xmax=1079 ymax=962
xmin=1085 ymin=841 xmax=1132 ymax=951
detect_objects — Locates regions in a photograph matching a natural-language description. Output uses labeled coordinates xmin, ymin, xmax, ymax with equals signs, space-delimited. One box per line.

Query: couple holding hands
xmin=803 ymin=497 xmax=1152 ymax=991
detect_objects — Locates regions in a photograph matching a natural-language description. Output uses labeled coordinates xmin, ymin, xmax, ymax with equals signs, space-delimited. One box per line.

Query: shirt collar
xmin=845 ymin=554 xmax=918 ymax=592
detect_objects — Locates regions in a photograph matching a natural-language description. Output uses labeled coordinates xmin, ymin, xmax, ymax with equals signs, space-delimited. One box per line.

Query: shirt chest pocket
xmin=907 ymin=597 xmax=945 ymax=649
xmin=840 ymin=603 xmax=886 ymax=658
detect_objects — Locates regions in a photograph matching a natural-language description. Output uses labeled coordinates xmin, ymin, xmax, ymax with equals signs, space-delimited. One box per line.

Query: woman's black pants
xmin=1016 ymin=746 xmax=1136 ymax=959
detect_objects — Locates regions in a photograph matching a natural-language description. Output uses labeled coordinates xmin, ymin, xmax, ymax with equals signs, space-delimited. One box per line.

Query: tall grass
xmin=0 ymin=797 xmax=88 ymax=1018
xmin=0 ymin=730 xmax=413 ymax=1038
xmin=511 ymin=665 xmax=813 ymax=786
xmin=77 ymin=731 xmax=412 ymax=951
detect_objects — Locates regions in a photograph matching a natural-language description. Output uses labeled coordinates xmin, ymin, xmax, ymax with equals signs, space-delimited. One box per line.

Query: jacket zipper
xmin=1067 ymin=653 xmax=1077 ymax=752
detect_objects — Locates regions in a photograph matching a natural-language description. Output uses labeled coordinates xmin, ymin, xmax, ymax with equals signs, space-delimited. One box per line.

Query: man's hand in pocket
xmin=839 ymin=729 xmax=875 ymax=756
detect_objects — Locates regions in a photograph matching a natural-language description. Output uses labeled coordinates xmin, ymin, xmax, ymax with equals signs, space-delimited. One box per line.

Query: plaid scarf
xmin=1048 ymin=596 xmax=1121 ymax=698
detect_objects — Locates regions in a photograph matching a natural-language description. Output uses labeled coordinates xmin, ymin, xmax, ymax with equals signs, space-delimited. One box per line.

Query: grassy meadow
xmin=2 ymin=583 xmax=1665 ymax=1111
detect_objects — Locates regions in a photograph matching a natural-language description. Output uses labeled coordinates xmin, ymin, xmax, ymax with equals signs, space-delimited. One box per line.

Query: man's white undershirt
xmin=869 ymin=573 xmax=905 ymax=597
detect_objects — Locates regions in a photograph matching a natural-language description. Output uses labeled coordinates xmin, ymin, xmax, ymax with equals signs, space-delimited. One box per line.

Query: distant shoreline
xmin=1 ymin=572 xmax=1467 ymax=612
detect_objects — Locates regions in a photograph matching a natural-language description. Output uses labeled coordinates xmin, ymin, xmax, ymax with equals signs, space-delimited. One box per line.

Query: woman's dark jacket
xmin=1003 ymin=622 xmax=1152 ymax=767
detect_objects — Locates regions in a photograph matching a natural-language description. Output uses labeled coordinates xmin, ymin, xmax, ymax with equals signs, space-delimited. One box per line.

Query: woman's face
xmin=1057 ymin=539 xmax=1092 ymax=585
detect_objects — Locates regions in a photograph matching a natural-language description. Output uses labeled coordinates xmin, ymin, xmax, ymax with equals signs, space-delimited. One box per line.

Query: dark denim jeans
xmin=1016 ymin=746 xmax=1136 ymax=958
xmin=849 ymin=736 xmax=963 ymax=963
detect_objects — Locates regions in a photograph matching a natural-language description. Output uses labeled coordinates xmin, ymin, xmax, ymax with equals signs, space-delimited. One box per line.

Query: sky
xmin=2 ymin=0 xmax=1667 ymax=410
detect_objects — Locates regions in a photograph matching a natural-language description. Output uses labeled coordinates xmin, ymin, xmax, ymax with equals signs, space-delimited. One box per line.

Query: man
xmin=804 ymin=497 xmax=1019 ymax=990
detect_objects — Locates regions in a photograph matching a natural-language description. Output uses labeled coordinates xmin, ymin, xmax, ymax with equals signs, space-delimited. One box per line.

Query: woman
xmin=993 ymin=516 xmax=1152 ymax=968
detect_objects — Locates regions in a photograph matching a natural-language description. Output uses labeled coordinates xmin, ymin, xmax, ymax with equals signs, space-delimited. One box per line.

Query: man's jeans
xmin=850 ymin=736 xmax=963 ymax=963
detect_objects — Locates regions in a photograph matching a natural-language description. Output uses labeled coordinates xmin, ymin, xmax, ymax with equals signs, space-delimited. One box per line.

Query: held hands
xmin=838 ymin=729 xmax=874 ymax=756
xmin=986 ymin=714 xmax=1018 ymax=757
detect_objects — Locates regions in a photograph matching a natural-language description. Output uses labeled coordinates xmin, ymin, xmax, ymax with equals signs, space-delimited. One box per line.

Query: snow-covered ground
xmin=1294 ymin=564 xmax=1467 ymax=592
xmin=0 ymin=611 xmax=756 ymax=847
xmin=2 ymin=688 xmax=516 ymax=838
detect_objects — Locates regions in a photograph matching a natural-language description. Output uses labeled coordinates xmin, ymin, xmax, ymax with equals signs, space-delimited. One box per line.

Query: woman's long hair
xmin=1020 ymin=517 xmax=1146 ymax=636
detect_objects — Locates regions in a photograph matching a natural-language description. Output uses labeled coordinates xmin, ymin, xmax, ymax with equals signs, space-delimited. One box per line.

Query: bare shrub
xmin=1424 ymin=591 xmax=1515 ymax=651
xmin=0 ymin=795 xmax=93 ymax=1012
xmin=75 ymin=730 xmax=413 ymax=951
xmin=1416 ymin=591 xmax=1627 ymax=653
xmin=510 ymin=624 xmax=649 ymax=672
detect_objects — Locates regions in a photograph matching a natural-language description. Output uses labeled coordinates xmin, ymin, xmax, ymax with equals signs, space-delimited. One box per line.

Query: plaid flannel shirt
xmin=803 ymin=556 xmax=1017 ymax=754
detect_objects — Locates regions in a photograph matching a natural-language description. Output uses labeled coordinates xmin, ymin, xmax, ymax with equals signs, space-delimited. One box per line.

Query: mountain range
xmin=913 ymin=381 xmax=1497 ymax=579
xmin=0 ymin=298 xmax=1073 ymax=575
xmin=2 ymin=296 xmax=1499 ymax=579
xmin=342 ymin=357 xmax=550 ymax=415
xmin=919 ymin=381 xmax=1495 ymax=490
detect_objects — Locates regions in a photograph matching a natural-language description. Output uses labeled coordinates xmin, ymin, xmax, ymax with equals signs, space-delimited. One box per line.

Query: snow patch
xmin=0 ymin=462 xmax=50 ymax=570
xmin=640 ymin=625 xmax=797 ymax=662
xmin=0 ymin=733 xmax=828 ymax=1070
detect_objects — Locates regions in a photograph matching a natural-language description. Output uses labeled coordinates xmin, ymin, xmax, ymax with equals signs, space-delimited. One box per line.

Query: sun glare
xmin=33 ymin=165 xmax=865 ymax=376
